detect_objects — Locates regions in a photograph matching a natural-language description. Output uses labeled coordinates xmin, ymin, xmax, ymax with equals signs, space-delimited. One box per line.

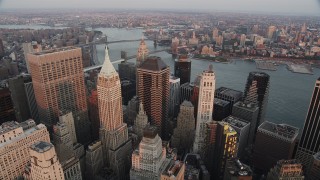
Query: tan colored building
xmin=0 ymin=119 xmax=50 ymax=179
xmin=193 ymin=65 xmax=216 ymax=155
xmin=267 ymin=159 xmax=304 ymax=180
xmin=97 ymin=46 xmax=131 ymax=179
xmin=28 ymin=47 xmax=91 ymax=145
xmin=29 ymin=141 xmax=64 ymax=180
xmin=137 ymin=38 xmax=149 ymax=66
xmin=161 ymin=161 xmax=185 ymax=180
xmin=137 ymin=56 xmax=170 ymax=139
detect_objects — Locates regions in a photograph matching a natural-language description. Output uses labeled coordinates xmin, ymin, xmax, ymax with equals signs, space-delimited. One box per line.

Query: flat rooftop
xmin=258 ymin=121 xmax=299 ymax=141
xmin=215 ymin=87 xmax=243 ymax=98
xmin=30 ymin=141 xmax=53 ymax=153
xmin=233 ymin=101 xmax=259 ymax=111
xmin=223 ymin=116 xmax=249 ymax=128
xmin=31 ymin=46 xmax=79 ymax=56
xmin=0 ymin=121 xmax=20 ymax=135
xmin=214 ymin=98 xmax=230 ymax=107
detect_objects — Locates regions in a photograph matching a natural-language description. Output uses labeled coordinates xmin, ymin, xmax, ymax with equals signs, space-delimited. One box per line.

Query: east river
xmin=1 ymin=25 xmax=320 ymax=130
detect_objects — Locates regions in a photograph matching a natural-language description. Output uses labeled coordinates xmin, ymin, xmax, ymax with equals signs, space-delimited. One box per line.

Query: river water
xmin=1 ymin=25 xmax=319 ymax=130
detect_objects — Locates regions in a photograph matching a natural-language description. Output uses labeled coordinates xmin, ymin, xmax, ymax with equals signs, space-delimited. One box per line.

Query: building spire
xmin=100 ymin=45 xmax=116 ymax=76
xmin=139 ymin=103 xmax=145 ymax=114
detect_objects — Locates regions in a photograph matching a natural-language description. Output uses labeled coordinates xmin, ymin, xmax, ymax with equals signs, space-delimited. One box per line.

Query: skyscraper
xmin=22 ymin=42 xmax=42 ymax=73
xmin=180 ymin=82 xmax=194 ymax=103
xmin=267 ymin=160 xmax=304 ymax=180
xmin=232 ymin=101 xmax=259 ymax=146
xmin=253 ymin=121 xmax=299 ymax=174
xmin=296 ymin=77 xmax=320 ymax=176
xmin=24 ymin=79 xmax=40 ymax=123
xmin=0 ymin=87 xmax=15 ymax=123
xmin=136 ymin=38 xmax=149 ymax=66
xmin=85 ymin=141 xmax=104 ymax=179
xmin=0 ymin=38 xmax=4 ymax=58
xmin=97 ymin=46 xmax=132 ymax=179
xmin=210 ymin=121 xmax=238 ymax=179
xmin=29 ymin=141 xmax=65 ymax=180
xmin=223 ymin=158 xmax=252 ymax=180
xmin=309 ymin=152 xmax=320 ymax=180
xmin=243 ymin=72 xmax=269 ymax=134
xmin=137 ymin=56 xmax=170 ymax=139
xmin=171 ymin=101 xmax=195 ymax=153
xmin=174 ymin=55 xmax=191 ymax=85
xmin=134 ymin=103 xmax=148 ymax=140
xmin=267 ymin=26 xmax=277 ymax=39
xmin=0 ymin=120 xmax=50 ymax=179
xmin=130 ymin=126 xmax=172 ymax=180
xmin=193 ymin=65 xmax=215 ymax=155
xmin=169 ymin=76 xmax=180 ymax=118
xmin=240 ymin=34 xmax=246 ymax=46
xmin=215 ymin=87 xmax=243 ymax=113
xmin=28 ymin=47 xmax=91 ymax=145
xmin=118 ymin=59 xmax=136 ymax=81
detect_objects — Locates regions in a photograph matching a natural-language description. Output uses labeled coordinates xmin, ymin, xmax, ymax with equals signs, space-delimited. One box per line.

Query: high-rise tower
xmin=174 ymin=55 xmax=191 ymax=85
xmin=296 ymin=77 xmax=320 ymax=176
xmin=193 ymin=65 xmax=215 ymax=155
xmin=133 ymin=103 xmax=148 ymax=140
xmin=243 ymin=72 xmax=269 ymax=134
xmin=136 ymin=38 xmax=149 ymax=66
xmin=28 ymin=47 xmax=91 ymax=145
xmin=97 ymin=46 xmax=132 ymax=179
xmin=137 ymin=56 xmax=170 ymax=139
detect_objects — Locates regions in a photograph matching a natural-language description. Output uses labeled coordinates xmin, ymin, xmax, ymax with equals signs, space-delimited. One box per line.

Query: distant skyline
xmin=1 ymin=0 xmax=320 ymax=16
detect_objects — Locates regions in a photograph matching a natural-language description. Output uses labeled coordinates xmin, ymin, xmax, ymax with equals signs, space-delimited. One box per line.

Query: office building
xmin=8 ymin=76 xmax=32 ymax=122
xmin=118 ymin=60 xmax=136 ymax=81
xmin=203 ymin=121 xmax=218 ymax=176
xmin=211 ymin=121 xmax=238 ymax=180
xmin=85 ymin=141 xmax=104 ymax=179
xmin=0 ymin=87 xmax=15 ymax=123
xmin=243 ymin=72 xmax=269 ymax=132
xmin=160 ymin=160 xmax=185 ymax=180
xmin=169 ymin=76 xmax=180 ymax=118
xmin=134 ymin=103 xmax=148 ymax=140
xmin=174 ymin=55 xmax=191 ymax=85
xmin=130 ymin=126 xmax=171 ymax=180
xmin=24 ymin=80 xmax=40 ymax=123
xmin=0 ymin=120 xmax=50 ymax=179
xmin=171 ymin=101 xmax=195 ymax=153
xmin=29 ymin=141 xmax=65 ymax=180
xmin=193 ymin=65 xmax=216 ymax=156
xmin=127 ymin=96 xmax=139 ymax=126
xmin=0 ymin=38 xmax=4 ymax=58
xmin=215 ymin=87 xmax=243 ymax=113
xmin=136 ymin=38 xmax=149 ymax=66
xmin=97 ymin=46 xmax=132 ymax=179
xmin=22 ymin=42 xmax=42 ymax=73
xmin=80 ymin=44 xmax=98 ymax=68
xmin=296 ymin=78 xmax=320 ymax=176
xmin=28 ymin=47 xmax=91 ymax=145
xmin=267 ymin=26 xmax=277 ymax=39
xmin=213 ymin=98 xmax=231 ymax=121
xmin=267 ymin=160 xmax=304 ymax=180
xmin=180 ymin=82 xmax=194 ymax=103
xmin=232 ymin=101 xmax=259 ymax=145
xmin=253 ymin=121 xmax=299 ymax=173
xmin=88 ymin=90 xmax=100 ymax=141
xmin=223 ymin=158 xmax=252 ymax=180
xmin=309 ymin=152 xmax=320 ymax=180
xmin=240 ymin=34 xmax=246 ymax=46
xmin=184 ymin=153 xmax=210 ymax=180
xmin=223 ymin=116 xmax=250 ymax=159
xmin=137 ymin=56 xmax=170 ymax=139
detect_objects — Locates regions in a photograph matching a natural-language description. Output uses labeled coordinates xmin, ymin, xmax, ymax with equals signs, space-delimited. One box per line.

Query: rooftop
xmin=225 ymin=158 xmax=252 ymax=177
xmin=181 ymin=100 xmax=194 ymax=107
xmin=139 ymin=56 xmax=168 ymax=71
xmin=31 ymin=46 xmax=79 ymax=56
xmin=30 ymin=141 xmax=53 ymax=153
xmin=215 ymin=87 xmax=243 ymax=98
xmin=214 ymin=98 xmax=230 ymax=107
xmin=249 ymin=71 xmax=270 ymax=78
xmin=223 ymin=116 xmax=250 ymax=128
xmin=162 ymin=161 xmax=184 ymax=177
xmin=233 ymin=101 xmax=259 ymax=111
xmin=143 ymin=125 xmax=158 ymax=139
xmin=258 ymin=121 xmax=299 ymax=141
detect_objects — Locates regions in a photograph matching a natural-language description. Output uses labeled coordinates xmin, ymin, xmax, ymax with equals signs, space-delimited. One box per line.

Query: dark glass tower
xmin=243 ymin=72 xmax=270 ymax=132
xmin=296 ymin=77 xmax=320 ymax=176
xmin=174 ymin=55 xmax=191 ymax=85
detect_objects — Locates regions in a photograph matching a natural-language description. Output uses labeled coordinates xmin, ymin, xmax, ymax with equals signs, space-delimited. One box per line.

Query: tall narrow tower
xmin=136 ymin=38 xmax=149 ymax=66
xmin=97 ymin=46 xmax=132 ymax=179
xmin=193 ymin=65 xmax=216 ymax=155
xmin=296 ymin=77 xmax=320 ymax=176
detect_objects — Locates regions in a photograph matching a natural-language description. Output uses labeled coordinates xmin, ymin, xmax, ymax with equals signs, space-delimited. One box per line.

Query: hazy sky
xmin=1 ymin=0 xmax=320 ymax=15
